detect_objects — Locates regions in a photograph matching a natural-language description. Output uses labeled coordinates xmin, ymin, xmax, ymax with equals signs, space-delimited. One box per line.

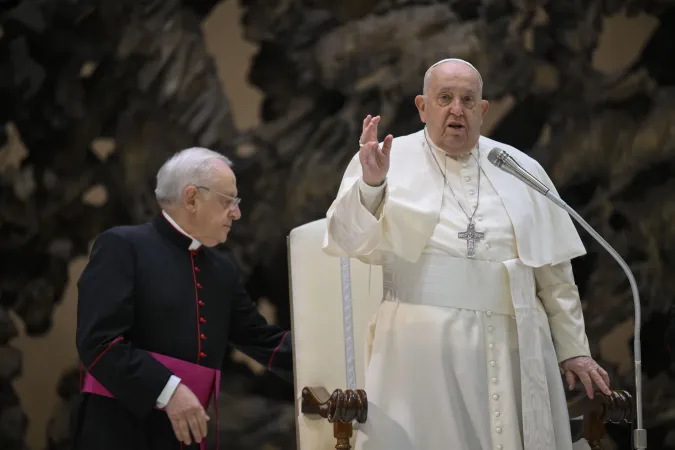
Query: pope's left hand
xmin=561 ymin=356 xmax=611 ymax=399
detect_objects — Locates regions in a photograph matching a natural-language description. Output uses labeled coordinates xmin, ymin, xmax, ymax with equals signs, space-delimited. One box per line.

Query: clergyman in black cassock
xmin=73 ymin=148 xmax=293 ymax=450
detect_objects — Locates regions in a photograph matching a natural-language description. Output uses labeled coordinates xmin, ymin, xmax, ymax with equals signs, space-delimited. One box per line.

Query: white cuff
xmin=358 ymin=178 xmax=386 ymax=217
xmin=359 ymin=178 xmax=386 ymax=197
xmin=156 ymin=375 xmax=181 ymax=409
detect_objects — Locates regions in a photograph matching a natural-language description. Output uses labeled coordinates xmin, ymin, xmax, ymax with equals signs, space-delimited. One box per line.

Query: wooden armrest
xmin=300 ymin=386 xmax=632 ymax=450
xmin=567 ymin=389 xmax=633 ymax=450
xmin=300 ymin=386 xmax=368 ymax=450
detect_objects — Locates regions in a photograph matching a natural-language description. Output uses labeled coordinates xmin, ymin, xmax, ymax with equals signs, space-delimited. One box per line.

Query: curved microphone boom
xmin=487 ymin=147 xmax=647 ymax=450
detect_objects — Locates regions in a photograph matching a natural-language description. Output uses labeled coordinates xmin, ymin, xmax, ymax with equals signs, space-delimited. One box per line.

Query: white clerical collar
xmin=162 ymin=210 xmax=202 ymax=250
xmin=423 ymin=126 xmax=478 ymax=162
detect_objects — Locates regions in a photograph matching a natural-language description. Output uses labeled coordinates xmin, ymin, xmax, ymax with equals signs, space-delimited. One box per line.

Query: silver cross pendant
xmin=458 ymin=221 xmax=485 ymax=258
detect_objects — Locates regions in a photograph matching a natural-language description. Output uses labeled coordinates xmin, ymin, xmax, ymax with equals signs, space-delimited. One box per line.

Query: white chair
xmin=288 ymin=218 xmax=381 ymax=449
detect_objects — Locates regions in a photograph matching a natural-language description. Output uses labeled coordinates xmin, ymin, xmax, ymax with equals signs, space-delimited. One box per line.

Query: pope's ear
xmin=480 ymin=99 xmax=489 ymax=117
xmin=415 ymin=95 xmax=426 ymax=122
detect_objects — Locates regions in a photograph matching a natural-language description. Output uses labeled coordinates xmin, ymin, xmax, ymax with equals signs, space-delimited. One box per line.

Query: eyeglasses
xmin=195 ymin=186 xmax=241 ymax=210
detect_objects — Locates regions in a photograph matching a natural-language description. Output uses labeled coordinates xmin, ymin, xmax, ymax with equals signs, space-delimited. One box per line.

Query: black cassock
xmin=73 ymin=214 xmax=293 ymax=450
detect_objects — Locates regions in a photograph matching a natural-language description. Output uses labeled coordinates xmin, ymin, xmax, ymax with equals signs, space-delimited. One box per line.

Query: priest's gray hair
xmin=423 ymin=58 xmax=484 ymax=96
xmin=155 ymin=147 xmax=232 ymax=207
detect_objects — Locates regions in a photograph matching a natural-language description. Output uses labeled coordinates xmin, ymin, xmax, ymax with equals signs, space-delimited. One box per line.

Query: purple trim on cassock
xmin=81 ymin=351 xmax=221 ymax=449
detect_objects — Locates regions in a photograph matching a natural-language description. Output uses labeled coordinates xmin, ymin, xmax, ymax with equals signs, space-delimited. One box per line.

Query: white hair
xmin=423 ymin=58 xmax=484 ymax=95
xmin=154 ymin=147 xmax=232 ymax=207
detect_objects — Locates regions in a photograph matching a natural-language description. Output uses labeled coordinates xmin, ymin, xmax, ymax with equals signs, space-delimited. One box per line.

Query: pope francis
xmin=322 ymin=58 xmax=612 ymax=450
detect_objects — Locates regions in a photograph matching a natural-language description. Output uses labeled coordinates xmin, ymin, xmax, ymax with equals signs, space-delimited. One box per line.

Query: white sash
xmin=382 ymin=254 xmax=557 ymax=450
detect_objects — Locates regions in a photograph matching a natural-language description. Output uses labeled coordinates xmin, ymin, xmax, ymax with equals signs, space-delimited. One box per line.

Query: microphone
xmin=487 ymin=147 xmax=551 ymax=195
xmin=487 ymin=147 xmax=647 ymax=450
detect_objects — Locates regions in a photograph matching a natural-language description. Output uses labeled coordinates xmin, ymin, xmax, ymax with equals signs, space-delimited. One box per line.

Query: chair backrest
xmin=288 ymin=218 xmax=383 ymax=449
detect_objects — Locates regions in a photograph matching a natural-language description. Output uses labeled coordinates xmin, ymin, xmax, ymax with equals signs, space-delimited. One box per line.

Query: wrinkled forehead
xmin=424 ymin=58 xmax=483 ymax=94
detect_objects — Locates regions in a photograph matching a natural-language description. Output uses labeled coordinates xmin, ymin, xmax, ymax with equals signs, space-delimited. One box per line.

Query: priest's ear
xmin=183 ymin=185 xmax=200 ymax=211
xmin=414 ymin=95 xmax=426 ymax=122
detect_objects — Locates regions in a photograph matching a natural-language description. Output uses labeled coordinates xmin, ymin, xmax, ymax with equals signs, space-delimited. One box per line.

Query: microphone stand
xmin=543 ymin=192 xmax=646 ymax=450
xmin=489 ymin=150 xmax=647 ymax=449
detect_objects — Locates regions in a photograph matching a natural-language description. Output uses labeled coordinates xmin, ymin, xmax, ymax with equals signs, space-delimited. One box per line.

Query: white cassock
xmin=322 ymin=128 xmax=592 ymax=450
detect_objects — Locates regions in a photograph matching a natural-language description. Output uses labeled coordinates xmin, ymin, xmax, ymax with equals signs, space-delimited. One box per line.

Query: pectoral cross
xmin=458 ymin=221 xmax=485 ymax=258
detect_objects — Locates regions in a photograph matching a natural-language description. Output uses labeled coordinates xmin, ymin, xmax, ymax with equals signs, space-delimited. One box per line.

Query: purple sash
xmin=81 ymin=351 xmax=221 ymax=449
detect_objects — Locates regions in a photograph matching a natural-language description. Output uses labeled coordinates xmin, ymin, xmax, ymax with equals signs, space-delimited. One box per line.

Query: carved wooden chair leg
xmin=583 ymin=412 xmax=606 ymax=450
xmin=587 ymin=440 xmax=604 ymax=450
xmin=301 ymin=386 xmax=369 ymax=450
xmin=334 ymin=422 xmax=353 ymax=450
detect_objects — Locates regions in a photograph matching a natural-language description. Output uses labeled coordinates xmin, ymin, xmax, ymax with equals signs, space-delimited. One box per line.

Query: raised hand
xmin=359 ymin=115 xmax=393 ymax=187
xmin=165 ymin=383 xmax=210 ymax=445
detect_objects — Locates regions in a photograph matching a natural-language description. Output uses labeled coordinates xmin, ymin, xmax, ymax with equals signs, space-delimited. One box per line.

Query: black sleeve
xmin=225 ymin=261 xmax=294 ymax=384
xmin=76 ymin=229 xmax=173 ymax=419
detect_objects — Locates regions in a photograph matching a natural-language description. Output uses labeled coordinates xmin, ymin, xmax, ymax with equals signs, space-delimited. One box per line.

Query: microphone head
xmin=487 ymin=147 xmax=508 ymax=168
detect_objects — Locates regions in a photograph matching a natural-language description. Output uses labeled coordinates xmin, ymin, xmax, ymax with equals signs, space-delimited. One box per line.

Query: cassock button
xmin=486 ymin=310 xmax=492 ymax=317
xmin=492 ymin=394 xmax=499 ymax=401
xmin=200 ymin=333 xmax=206 ymax=340
xmin=488 ymin=343 xmax=494 ymax=349
xmin=492 ymin=377 xmax=498 ymax=383
xmin=490 ymin=361 xmax=496 ymax=367
xmin=494 ymin=411 xmax=501 ymax=417
xmin=488 ymin=326 xmax=494 ymax=332
xmin=198 ymin=300 xmax=205 ymax=306
xmin=197 ymin=283 xmax=202 ymax=289
xmin=496 ymin=427 xmax=502 ymax=434
xmin=200 ymin=317 xmax=206 ymax=323
xmin=200 ymin=352 xmax=207 ymax=358
xmin=194 ymin=267 xmax=200 ymax=272
xmin=497 ymin=445 xmax=503 ymax=450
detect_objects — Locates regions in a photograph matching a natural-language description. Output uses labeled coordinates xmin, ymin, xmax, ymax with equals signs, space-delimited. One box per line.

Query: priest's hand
xmin=561 ymin=356 xmax=611 ymax=399
xmin=359 ymin=114 xmax=393 ymax=187
xmin=165 ymin=383 xmax=210 ymax=445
